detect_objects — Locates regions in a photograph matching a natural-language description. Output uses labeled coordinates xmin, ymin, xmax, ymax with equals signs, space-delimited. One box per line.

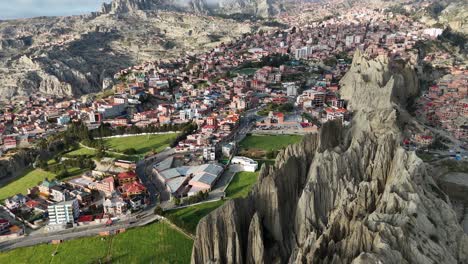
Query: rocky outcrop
xmin=203 ymin=0 xmax=284 ymax=18
xmin=417 ymin=0 xmax=468 ymax=34
xmin=439 ymin=2 xmax=468 ymax=34
xmin=191 ymin=51 xmax=468 ymax=264
xmin=100 ymin=0 xmax=195 ymax=14
xmin=339 ymin=49 xmax=419 ymax=111
xmin=100 ymin=0 xmax=283 ymax=17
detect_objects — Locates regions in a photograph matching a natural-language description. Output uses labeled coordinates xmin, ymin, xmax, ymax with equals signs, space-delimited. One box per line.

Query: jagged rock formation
xmin=339 ymin=49 xmax=419 ymax=111
xmin=191 ymin=51 xmax=468 ymax=263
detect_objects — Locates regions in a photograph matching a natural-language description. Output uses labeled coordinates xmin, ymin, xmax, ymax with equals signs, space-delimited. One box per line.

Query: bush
xmin=154 ymin=206 xmax=163 ymax=215
xmin=173 ymin=197 xmax=181 ymax=206
xmin=266 ymin=150 xmax=278 ymax=159
xmin=123 ymin=148 xmax=137 ymax=155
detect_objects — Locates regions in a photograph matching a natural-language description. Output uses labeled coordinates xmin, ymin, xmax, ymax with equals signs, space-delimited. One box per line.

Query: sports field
xmin=104 ymin=133 xmax=178 ymax=154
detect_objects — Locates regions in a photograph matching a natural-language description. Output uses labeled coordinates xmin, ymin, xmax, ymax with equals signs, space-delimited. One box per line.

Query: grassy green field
xmin=0 ymin=168 xmax=57 ymax=201
xmin=110 ymin=221 xmax=193 ymax=263
xmin=104 ymin=134 xmax=178 ymax=154
xmin=225 ymin=171 xmax=258 ymax=199
xmin=0 ymin=222 xmax=193 ymax=264
xmin=164 ymin=200 xmax=224 ymax=235
xmin=239 ymin=134 xmax=303 ymax=152
xmin=64 ymin=147 xmax=96 ymax=157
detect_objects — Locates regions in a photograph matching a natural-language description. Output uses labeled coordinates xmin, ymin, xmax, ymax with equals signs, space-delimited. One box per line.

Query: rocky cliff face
xmin=101 ymin=0 xmax=283 ymax=18
xmin=416 ymin=0 xmax=468 ymax=34
xmin=438 ymin=2 xmax=468 ymax=34
xmin=191 ymin=51 xmax=468 ymax=264
xmin=339 ymin=49 xmax=419 ymax=111
xmin=100 ymin=0 xmax=199 ymax=14
xmin=209 ymin=0 xmax=284 ymax=18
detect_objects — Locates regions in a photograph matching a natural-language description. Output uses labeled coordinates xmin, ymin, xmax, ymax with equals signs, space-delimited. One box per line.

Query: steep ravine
xmin=191 ymin=51 xmax=468 ymax=264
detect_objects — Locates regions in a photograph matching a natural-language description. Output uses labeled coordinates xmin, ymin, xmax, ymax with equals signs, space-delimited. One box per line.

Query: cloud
xmin=0 ymin=0 xmax=111 ymax=20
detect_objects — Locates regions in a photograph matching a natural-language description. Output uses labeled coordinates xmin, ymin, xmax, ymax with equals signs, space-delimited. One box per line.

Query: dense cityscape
xmin=0 ymin=0 xmax=466 ymax=263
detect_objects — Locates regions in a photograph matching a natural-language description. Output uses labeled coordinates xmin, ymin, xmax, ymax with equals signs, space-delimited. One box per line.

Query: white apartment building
xmin=47 ymin=199 xmax=79 ymax=225
xmin=231 ymin=156 xmax=258 ymax=172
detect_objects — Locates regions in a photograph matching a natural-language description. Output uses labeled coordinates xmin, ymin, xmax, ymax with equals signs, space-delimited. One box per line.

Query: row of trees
xmin=239 ymin=53 xmax=291 ymax=69
xmin=257 ymin=102 xmax=294 ymax=116
xmin=35 ymin=155 xmax=95 ymax=180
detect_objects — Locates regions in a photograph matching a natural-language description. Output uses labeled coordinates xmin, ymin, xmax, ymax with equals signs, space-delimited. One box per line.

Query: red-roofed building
xmin=117 ymin=171 xmax=137 ymax=185
xmin=274 ymin=112 xmax=285 ymax=124
xmin=202 ymin=125 xmax=216 ymax=133
xmin=121 ymin=181 xmax=147 ymax=197
xmin=325 ymin=107 xmax=348 ymax=122
xmin=25 ymin=199 xmax=47 ymax=212
xmin=78 ymin=215 xmax=94 ymax=223
xmin=414 ymin=134 xmax=433 ymax=146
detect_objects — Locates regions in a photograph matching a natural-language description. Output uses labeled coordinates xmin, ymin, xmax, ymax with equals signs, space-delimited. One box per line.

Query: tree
xmin=123 ymin=148 xmax=137 ymax=155
xmin=323 ymin=57 xmax=338 ymax=67
xmin=36 ymin=138 xmax=48 ymax=150
xmin=173 ymin=197 xmax=181 ymax=206
xmin=266 ymin=150 xmax=277 ymax=159
xmin=154 ymin=206 xmax=163 ymax=215
xmin=35 ymin=156 xmax=48 ymax=170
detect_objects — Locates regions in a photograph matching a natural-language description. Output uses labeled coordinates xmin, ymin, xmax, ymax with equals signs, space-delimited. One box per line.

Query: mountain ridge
xmin=100 ymin=0 xmax=284 ymax=18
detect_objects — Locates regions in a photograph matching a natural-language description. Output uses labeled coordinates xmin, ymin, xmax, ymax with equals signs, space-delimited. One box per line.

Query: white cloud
xmin=0 ymin=0 xmax=111 ymax=20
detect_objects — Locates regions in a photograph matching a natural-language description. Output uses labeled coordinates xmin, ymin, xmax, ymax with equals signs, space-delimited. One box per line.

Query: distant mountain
xmin=100 ymin=0 xmax=205 ymax=14
xmin=0 ymin=9 xmax=254 ymax=100
xmin=100 ymin=0 xmax=285 ymax=18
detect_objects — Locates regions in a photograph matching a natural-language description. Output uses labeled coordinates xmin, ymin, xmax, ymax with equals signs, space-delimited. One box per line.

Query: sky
xmin=0 ymin=0 xmax=111 ymax=20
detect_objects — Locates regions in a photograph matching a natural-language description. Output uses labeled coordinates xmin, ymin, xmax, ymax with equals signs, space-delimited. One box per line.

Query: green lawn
xmin=50 ymin=236 xmax=109 ymax=264
xmin=0 ymin=222 xmax=193 ymax=264
xmin=0 ymin=242 xmax=56 ymax=263
xmin=64 ymin=147 xmax=96 ymax=157
xmin=104 ymin=134 xmax=178 ymax=155
xmin=0 ymin=168 xmax=57 ymax=201
xmin=110 ymin=221 xmax=193 ymax=263
xmin=225 ymin=171 xmax=258 ymax=199
xmin=164 ymin=200 xmax=225 ymax=235
xmin=239 ymin=134 xmax=303 ymax=152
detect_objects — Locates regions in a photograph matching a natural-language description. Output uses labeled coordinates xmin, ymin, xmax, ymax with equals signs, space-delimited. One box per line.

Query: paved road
xmin=0 ymin=210 xmax=160 ymax=251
